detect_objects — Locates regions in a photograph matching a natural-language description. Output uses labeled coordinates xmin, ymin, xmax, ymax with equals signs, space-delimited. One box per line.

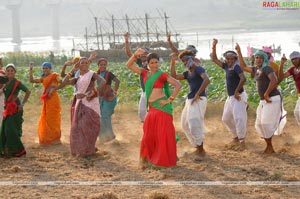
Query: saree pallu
xmin=99 ymin=96 xmax=117 ymax=142
xmin=38 ymin=73 xmax=61 ymax=145
xmin=140 ymin=96 xmax=177 ymax=167
xmin=70 ymin=71 xmax=100 ymax=156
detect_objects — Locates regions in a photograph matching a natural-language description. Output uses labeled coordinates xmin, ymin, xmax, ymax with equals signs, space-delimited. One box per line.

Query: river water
xmin=0 ymin=30 xmax=300 ymax=60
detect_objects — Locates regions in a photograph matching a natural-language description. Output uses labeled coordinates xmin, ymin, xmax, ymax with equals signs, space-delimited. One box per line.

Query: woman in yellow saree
xmin=29 ymin=62 xmax=61 ymax=145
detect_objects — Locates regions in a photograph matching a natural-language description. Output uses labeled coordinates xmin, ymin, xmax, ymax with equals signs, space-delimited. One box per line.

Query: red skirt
xmin=140 ymin=107 xmax=177 ymax=167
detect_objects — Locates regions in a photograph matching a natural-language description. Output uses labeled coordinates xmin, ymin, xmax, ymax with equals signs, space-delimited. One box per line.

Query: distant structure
xmin=6 ymin=0 xmax=22 ymax=45
xmin=75 ymin=10 xmax=180 ymax=61
xmin=47 ymin=0 xmax=61 ymax=40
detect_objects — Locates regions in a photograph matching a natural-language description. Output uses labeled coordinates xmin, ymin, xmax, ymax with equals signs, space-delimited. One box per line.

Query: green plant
xmin=2 ymin=52 xmax=297 ymax=113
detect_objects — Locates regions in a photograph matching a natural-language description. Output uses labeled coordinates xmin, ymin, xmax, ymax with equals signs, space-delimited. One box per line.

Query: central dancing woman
xmin=126 ymin=49 xmax=181 ymax=168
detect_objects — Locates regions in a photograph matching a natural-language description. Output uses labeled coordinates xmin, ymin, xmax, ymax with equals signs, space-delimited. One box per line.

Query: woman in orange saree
xmin=29 ymin=62 xmax=61 ymax=145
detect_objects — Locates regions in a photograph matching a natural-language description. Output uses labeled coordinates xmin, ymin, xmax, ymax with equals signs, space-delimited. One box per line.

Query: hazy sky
xmin=0 ymin=0 xmax=299 ymax=38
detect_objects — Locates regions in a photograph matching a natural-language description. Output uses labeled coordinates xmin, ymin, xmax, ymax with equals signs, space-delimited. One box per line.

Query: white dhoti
xmin=255 ymin=95 xmax=282 ymax=139
xmin=138 ymin=91 xmax=147 ymax=122
xmin=273 ymin=86 xmax=287 ymax=135
xmin=274 ymin=100 xmax=287 ymax=135
xmin=222 ymin=92 xmax=248 ymax=140
xmin=294 ymin=97 xmax=300 ymax=126
xmin=181 ymin=97 xmax=207 ymax=147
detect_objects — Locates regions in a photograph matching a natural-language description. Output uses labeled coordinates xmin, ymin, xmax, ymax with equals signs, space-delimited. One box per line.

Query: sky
xmin=0 ymin=0 xmax=300 ymax=38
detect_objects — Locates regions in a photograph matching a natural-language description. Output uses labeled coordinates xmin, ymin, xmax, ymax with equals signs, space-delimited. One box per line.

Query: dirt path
xmin=0 ymin=103 xmax=300 ymax=198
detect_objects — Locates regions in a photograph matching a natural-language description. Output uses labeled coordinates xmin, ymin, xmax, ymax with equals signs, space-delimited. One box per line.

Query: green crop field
xmin=1 ymin=52 xmax=298 ymax=111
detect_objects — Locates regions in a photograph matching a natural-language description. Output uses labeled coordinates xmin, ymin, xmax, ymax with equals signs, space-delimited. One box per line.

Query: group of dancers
xmin=0 ymin=32 xmax=299 ymax=170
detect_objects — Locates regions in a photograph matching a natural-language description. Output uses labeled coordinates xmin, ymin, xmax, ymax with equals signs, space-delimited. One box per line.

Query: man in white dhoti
xmin=170 ymin=50 xmax=210 ymax=157
xmin=211 ymin=39 xmax=247 ymax=151
xmin=279 ymin=51 xmax=300 ymax=125
xmin=236 ymin=44 xmax=282 ymax=154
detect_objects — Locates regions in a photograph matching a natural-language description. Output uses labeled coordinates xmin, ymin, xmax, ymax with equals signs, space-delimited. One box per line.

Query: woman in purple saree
xmin=52 ymin=57 xmax=106 ymax=157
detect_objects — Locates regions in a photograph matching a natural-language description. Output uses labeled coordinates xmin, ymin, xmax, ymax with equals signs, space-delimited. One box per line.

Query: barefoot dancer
xmin=29 ymin=62 xmax=62 ymax=145
xmin=279 ymin=51 xmax=300 ymax=125
xmin=126 ymin=49 xmax=181 ymax=168
xmin=211 ymin=39 xmax=247 ymax=150
xmin=0 ymin=64 xmax=31 ymax=157
xmin=51 ymin=58 xmax=106 ymax=157
xmin=236 ymin=44 xmax=282 ymax=154
xmin=262 ymin=46 xmax=287 ymax=135
xmin=170 ymin=50 xmax=210 ymax=157
xmin=97 ymin=58 xmax=120 ymax=143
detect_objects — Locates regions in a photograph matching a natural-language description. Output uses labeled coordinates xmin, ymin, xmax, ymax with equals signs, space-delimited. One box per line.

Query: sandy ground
xmin=0 ymin=102 xmax=300 ymax=199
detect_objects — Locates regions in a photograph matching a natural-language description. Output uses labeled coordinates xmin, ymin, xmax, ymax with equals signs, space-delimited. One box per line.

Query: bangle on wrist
xmin=168 ymin=96 xmax=175 ymax=101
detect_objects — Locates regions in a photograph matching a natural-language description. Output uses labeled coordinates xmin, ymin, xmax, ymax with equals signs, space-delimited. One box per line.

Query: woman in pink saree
xmin=52 ymin=57 xmax=106 ymax=157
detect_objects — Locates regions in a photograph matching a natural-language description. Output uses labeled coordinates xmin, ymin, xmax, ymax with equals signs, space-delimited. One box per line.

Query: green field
xmin=1 ymin=52 xmax=298 ymax=111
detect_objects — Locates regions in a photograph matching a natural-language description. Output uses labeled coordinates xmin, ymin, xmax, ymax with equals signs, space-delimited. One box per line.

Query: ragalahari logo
xmin=262 ymin=1 xmax=300 ymax=10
